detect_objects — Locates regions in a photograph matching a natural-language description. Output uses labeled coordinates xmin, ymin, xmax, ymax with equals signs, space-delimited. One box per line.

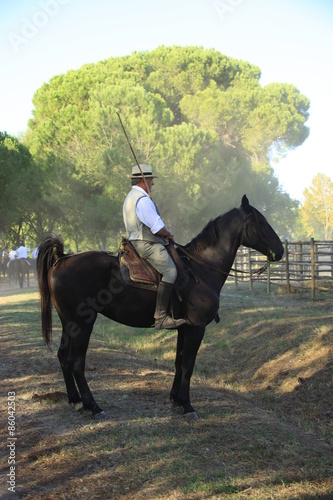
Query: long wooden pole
xmin=116 ymin=112 xmax=152 ymax=198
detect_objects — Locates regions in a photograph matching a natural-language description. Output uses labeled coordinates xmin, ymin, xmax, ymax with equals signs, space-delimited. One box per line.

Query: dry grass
xmin=196 ymin=284 xmax=333 ymax=444
xmin=0 ymin=283 xmax=332 ymax=499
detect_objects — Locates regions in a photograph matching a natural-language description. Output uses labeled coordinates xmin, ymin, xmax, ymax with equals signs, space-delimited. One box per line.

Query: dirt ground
xmin=1 ymin=283 xmax=332 ymax=499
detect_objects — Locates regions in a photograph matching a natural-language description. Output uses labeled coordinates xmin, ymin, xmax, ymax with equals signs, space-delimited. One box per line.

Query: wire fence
xmin=228 ymin=239 xmax=333 ymax=298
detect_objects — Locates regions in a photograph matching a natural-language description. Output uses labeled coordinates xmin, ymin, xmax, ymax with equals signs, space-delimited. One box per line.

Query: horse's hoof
xmin=183 ymin=411 xmax=199 ymax=421
xmin=92 ymin=410 xmax=107 ymax=420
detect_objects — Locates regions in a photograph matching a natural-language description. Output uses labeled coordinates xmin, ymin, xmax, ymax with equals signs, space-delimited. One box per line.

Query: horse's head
xmin=238 ymin=195 xmax=284 ymax=262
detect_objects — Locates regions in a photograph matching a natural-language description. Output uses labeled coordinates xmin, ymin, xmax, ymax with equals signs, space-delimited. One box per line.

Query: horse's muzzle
xmin=269 ymin=246 xmax=284 ymax=262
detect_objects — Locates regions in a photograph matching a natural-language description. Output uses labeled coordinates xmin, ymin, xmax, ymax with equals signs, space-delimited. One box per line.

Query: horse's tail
xmin=36 ymin=234 xmax=64 ymax=346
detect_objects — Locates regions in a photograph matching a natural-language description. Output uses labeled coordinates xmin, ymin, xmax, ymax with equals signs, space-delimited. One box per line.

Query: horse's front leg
xmin=170 ymin=328 xmax=184 ymax=406
xmin=170 ymin=325 xmax=205 ymax=419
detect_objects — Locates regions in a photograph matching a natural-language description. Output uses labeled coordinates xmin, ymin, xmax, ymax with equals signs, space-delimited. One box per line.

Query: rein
xmin=174 ymin=207 xmax=268 ymax=278
xmin=175 ymin=242 xmax=266 ymax=278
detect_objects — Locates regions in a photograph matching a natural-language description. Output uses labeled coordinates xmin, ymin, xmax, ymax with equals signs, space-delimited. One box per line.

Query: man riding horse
xmin=16 ymin=242 xmax=31 ymax=260
xmin=123 ymin=164 xmax=186 ymax=330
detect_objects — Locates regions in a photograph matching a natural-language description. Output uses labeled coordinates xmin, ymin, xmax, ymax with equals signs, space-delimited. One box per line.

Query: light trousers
xmin=131 ymin=240 xmax=177 ymax=284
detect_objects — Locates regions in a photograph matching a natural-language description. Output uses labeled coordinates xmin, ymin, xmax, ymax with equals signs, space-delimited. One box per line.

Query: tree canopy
xmin=300 ymin=173 xmax=333 ymax=240
xmin=0 ymin=132 xmax=43 ymax=245
xmin=2 ymin=46 xmax=311 ymax=249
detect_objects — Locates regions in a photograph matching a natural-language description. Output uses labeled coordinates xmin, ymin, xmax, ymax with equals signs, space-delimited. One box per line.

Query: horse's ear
xmin=241 ymin=194 xmax=250 ymax=212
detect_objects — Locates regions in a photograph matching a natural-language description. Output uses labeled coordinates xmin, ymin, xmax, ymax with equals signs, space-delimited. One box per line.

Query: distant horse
xmin=6 ymin=259 xmax=16 ymax=283
xmin=14 ymin=259 xmax=30 ymax=288
xmin=37 ymin=195 xmax=284 ymax=419
xmin=1 ymin=256 xmax=10 ymax=278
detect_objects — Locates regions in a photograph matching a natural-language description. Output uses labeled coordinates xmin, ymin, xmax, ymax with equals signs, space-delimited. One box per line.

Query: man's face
xmin=147 ymin=177 xmax=154 ymax=191
xmin=138 ymin=176 xmax=154 ymax=193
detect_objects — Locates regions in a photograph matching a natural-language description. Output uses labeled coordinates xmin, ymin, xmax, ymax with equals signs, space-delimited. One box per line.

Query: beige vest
xmin=123 ymin=188 xmax=166 ymax=244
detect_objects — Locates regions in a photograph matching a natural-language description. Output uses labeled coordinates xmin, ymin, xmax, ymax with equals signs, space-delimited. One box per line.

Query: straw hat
xmin=130 ymin=164 xmax=158 ymax=179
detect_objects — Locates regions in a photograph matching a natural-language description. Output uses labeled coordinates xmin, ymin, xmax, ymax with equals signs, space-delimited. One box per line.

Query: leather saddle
xmin=119 ymin=237 xmax=187 ymax=289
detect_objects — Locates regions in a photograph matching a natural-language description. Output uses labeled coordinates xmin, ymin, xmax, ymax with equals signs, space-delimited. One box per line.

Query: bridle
xmin=238 ymin=205 xmax=253 ymax=246
xmin=238 ymin=206 xmax=272 ymax=256
xmin=175 ymin=207 xmax=269 ymax=278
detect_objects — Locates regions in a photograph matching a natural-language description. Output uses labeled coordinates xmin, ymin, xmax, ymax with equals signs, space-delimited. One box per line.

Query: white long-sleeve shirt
xmin=16 ymin=246 xmax=30 ymax=259
xmin=8 ymin=250 xmax=16 ymax=260
xmin=132 ymin=186 xmax=165 ymax=234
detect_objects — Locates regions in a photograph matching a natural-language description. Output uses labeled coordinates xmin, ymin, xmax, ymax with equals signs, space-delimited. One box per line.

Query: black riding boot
xmin=154 ymin=282 xmax=186 ymax=330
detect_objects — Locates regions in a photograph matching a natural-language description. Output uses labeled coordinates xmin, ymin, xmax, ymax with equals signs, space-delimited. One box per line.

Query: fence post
xmin=285 ymin=239 xmax=290 ymax=294
xmin=315 ymin=242 xmax=319 ymax=278
xmin=311 ymin=238 xmax=315 ymax=299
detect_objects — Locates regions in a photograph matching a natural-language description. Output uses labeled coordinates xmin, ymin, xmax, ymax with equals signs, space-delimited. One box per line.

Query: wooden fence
xmin=228 ymin=239 xmax=333 ymax=298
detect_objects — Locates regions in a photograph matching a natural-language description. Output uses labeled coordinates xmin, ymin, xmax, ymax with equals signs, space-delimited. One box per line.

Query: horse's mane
xmin=185 ymin=208 xmax=238 ymax=253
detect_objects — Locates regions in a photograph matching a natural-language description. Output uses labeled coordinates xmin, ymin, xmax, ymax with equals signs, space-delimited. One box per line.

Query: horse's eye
xmin=259 ymin=217 xmax=265 ymax=225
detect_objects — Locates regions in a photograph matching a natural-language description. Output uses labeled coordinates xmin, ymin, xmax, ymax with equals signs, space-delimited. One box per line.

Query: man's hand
xmin=156 ymin=226 xmax=174 ymax=242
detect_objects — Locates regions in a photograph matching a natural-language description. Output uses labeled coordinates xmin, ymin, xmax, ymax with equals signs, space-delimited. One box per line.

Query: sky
xmin=1 ymin=0 xmax=332 ymax=201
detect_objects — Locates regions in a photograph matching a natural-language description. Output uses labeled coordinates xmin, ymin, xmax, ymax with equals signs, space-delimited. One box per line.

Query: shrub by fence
xmin=228 ymin=239 xmax=333 ymax=298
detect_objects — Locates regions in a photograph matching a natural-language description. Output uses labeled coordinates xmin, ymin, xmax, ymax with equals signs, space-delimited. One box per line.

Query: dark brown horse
xmin=37 ymin=195 xmax=284 ymax=419
xmin=13 ymin=258 xmax=30 ymax=288
xmin=1 ymin=256 xmax=10 ymax=279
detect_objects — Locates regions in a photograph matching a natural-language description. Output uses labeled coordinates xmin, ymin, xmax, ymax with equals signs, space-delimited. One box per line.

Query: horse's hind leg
xmin=58 ymin=331 xmax=82 ymax=406
xmin=19 ymin=270 xmax=23 ymax=288
xmin=59 ymin=321 xmax=104 ymax=417
xmin=71 ymin=328 xmax=104 ymax=417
